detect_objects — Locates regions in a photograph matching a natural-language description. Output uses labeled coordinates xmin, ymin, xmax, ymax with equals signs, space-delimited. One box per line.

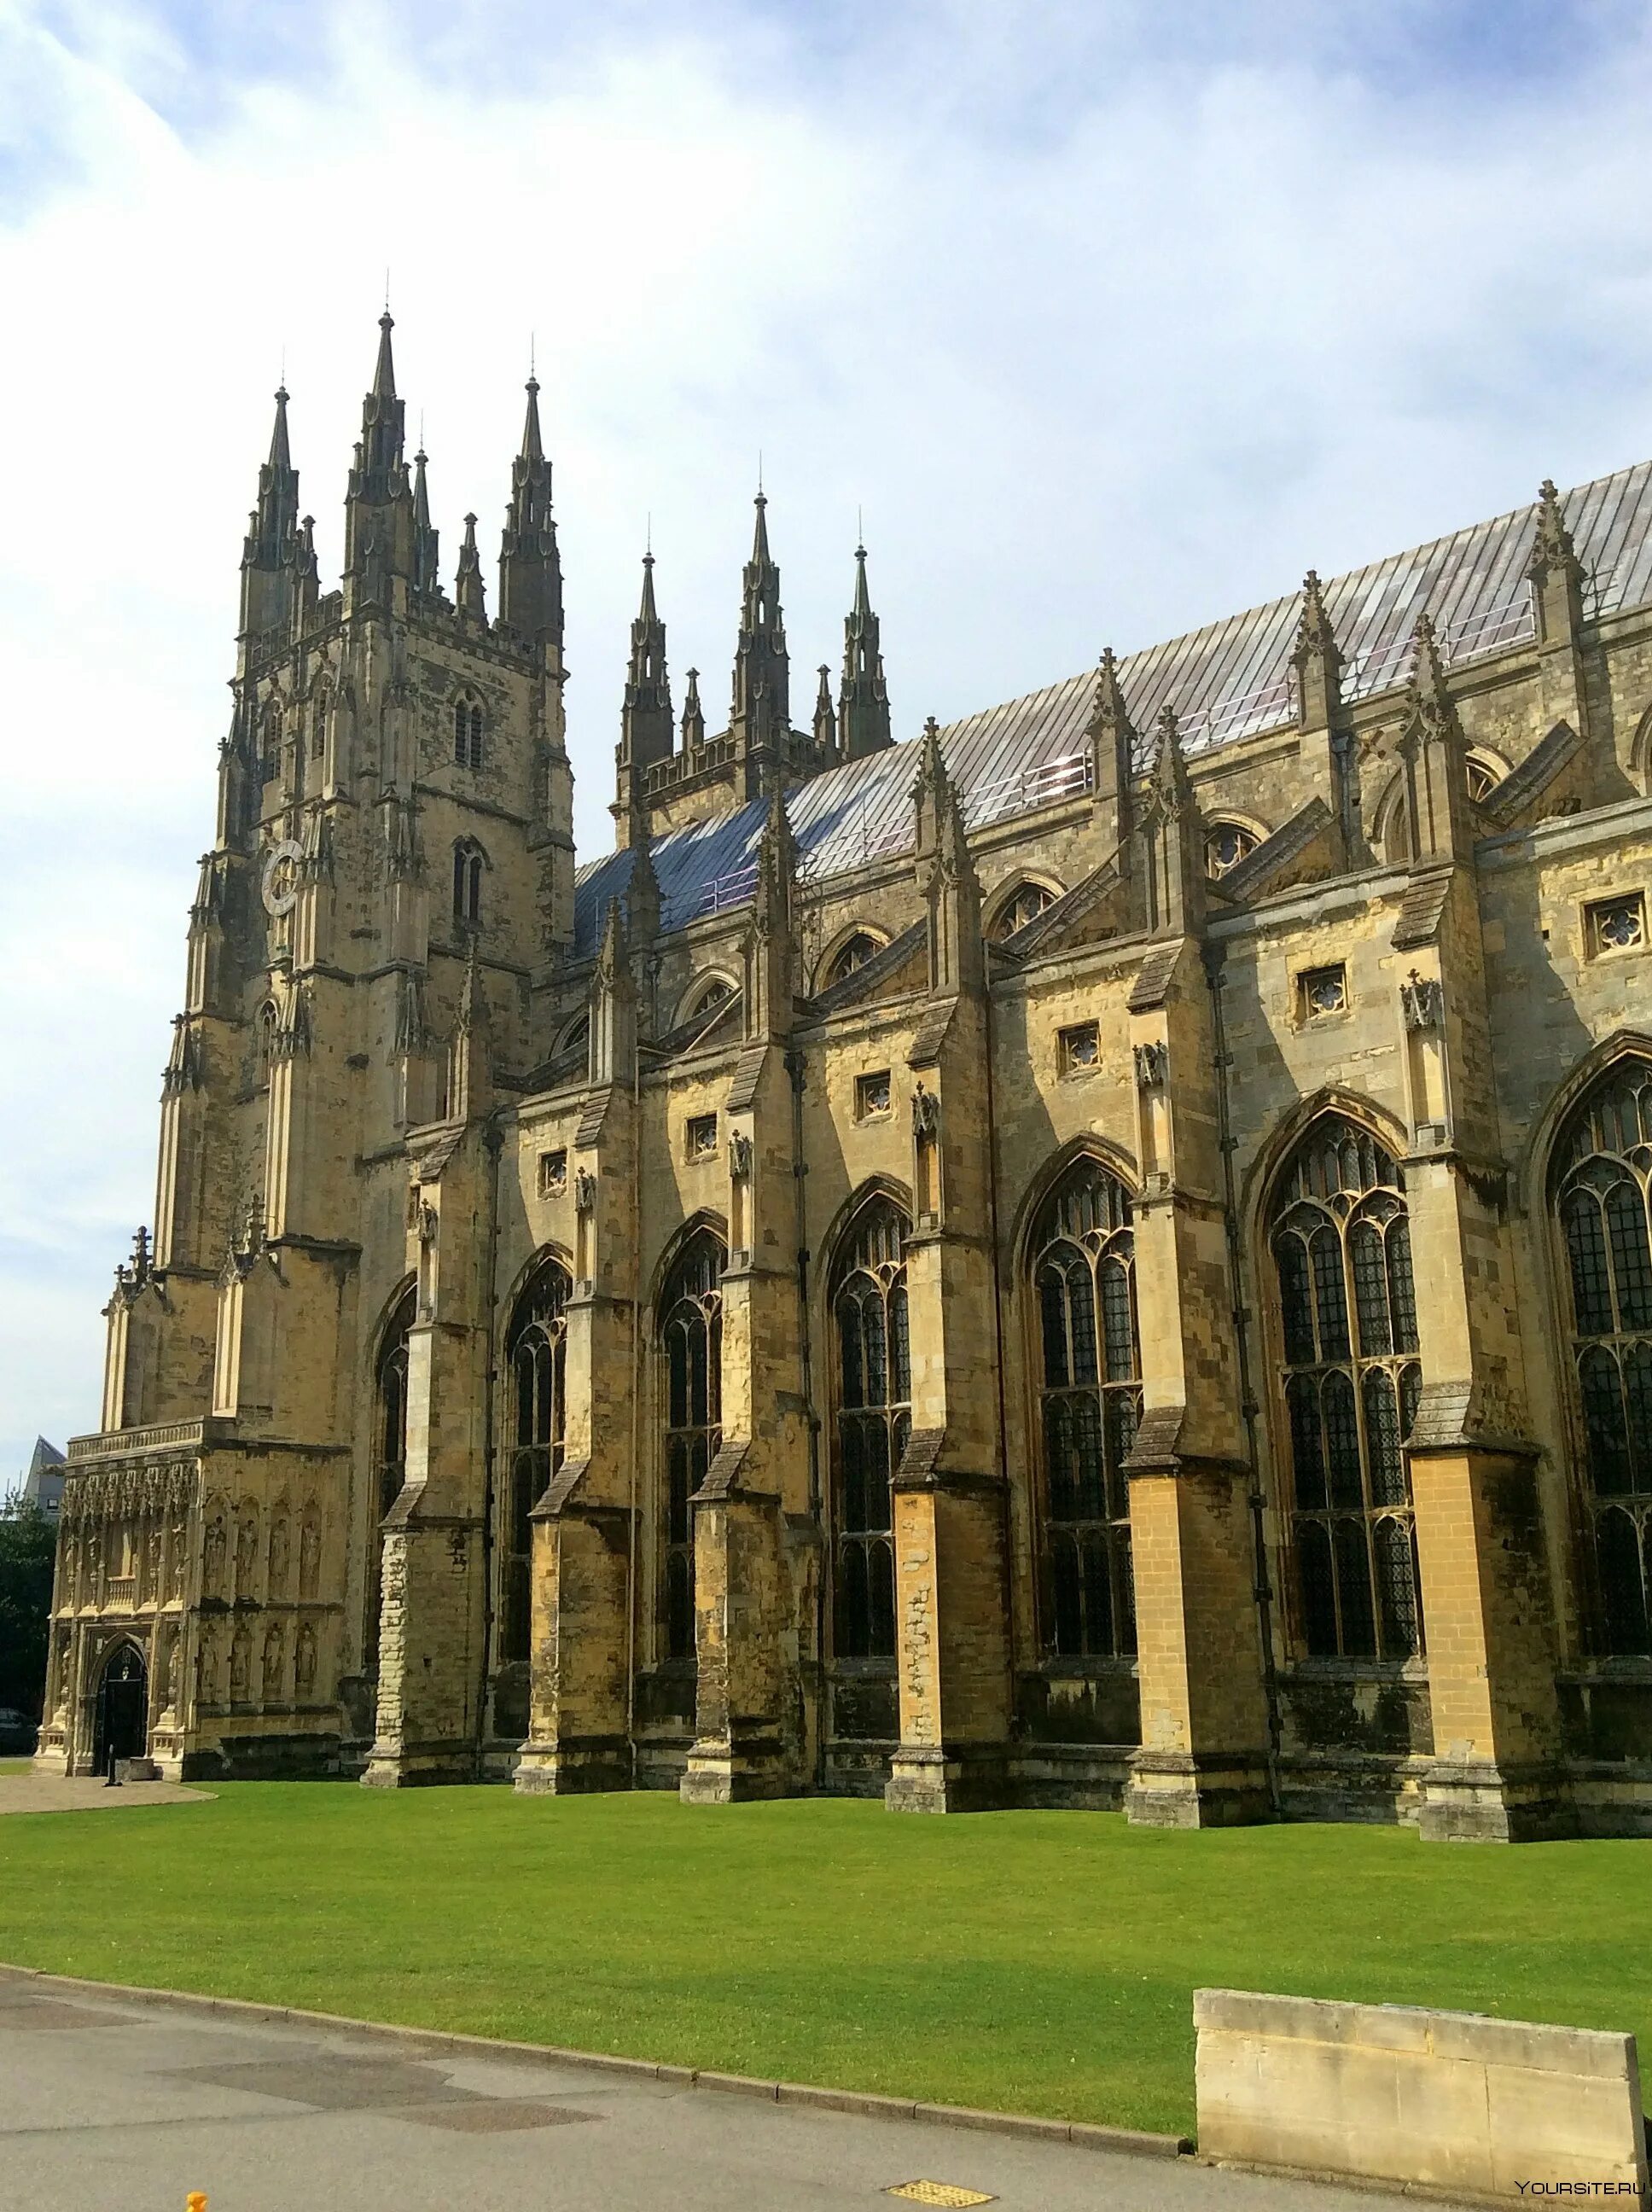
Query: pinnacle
xmin=520 ymin=375 xmax=544 ymax=462
xmin=371 ymin=311 xmax=396 ymax=401
xmin=268 ymin=387 xmax=292 ymax=471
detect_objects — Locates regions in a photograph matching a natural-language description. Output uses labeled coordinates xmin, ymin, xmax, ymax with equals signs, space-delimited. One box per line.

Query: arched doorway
xmin=93 ymin=1642 xmax=148 ymax=1773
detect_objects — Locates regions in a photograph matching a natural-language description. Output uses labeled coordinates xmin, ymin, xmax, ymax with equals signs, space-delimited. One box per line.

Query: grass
xmin=1 ymin=1786 xmax=1649 ymax=2136
xmin=0 ymin=1761 xmax=32 ymax=1776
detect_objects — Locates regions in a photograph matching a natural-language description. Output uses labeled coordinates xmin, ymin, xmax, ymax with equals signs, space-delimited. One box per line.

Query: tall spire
xmin=455 ymin=513 xmax=486 ymax=622
xmin=620 ymin=551 xmax=673 ymax=773
xmin=838 ymin=541 xmax=892 ymax=760
xmin=240 ymin=386 xmax=302 ymax=643
xmin=731 ymin=490 xmax=790 ymax=781
xmin=498 ymin=374 xmax=562 ymax=649
xmin=410 ymin=447 xmax=440 ymax=598
xmin=344 ymin=311 xmax=413 ymax=590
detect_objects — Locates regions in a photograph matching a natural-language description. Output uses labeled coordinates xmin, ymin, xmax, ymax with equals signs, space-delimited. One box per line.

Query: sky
xmin=3 ymin=0 xmax=1652 ymax=1482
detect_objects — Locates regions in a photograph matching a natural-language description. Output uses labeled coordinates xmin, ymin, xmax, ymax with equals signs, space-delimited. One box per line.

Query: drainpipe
xmin=1202 ymin=940 xmax=1283 ymax=1813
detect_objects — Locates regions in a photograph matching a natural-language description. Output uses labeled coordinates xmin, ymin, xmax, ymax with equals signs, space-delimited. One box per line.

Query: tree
xmin=0 ymin=1491 xmax=56 ymax=1719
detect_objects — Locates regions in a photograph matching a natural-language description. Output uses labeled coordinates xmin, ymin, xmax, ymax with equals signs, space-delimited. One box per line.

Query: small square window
xmin=855 ymin=1070 xmax=893 ymax=1121
xmin=1298 ymin=963 xmax=1348 ymax=1022
xmin=537 ymin=1149 xmax=567 ymax=1198
xmin=1059 ymin=1021 xmax=1100 ymax=1074
xmin=686 ymin=1113 xmax=718 ymax=1161
xmin=1585 ymin=892 xmax=1646 ymax=958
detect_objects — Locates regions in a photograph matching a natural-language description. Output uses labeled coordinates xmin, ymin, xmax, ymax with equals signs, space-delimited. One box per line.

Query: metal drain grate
xmin=885 ymin=2186 xmax=997 ymax=2207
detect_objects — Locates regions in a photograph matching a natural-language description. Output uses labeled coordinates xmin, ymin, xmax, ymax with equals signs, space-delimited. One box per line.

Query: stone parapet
xmin=1195 ymin=1987 xmax=1649 ymax=2197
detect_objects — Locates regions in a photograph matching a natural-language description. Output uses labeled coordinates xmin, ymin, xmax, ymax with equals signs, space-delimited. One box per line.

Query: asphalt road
xmin=0 ymin=1970 xmax=1418 ymax=2212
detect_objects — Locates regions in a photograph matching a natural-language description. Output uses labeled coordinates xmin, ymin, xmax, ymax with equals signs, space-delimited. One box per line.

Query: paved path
xmin=0 ymin=1970 xmax=1426 ymax=2212
xmin=0 ymin=1773 xmax=211 ymax=1814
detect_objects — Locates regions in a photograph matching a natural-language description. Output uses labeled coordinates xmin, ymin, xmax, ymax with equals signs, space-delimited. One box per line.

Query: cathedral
xmin=35 ymin=315 xmax=1652 ymax=1841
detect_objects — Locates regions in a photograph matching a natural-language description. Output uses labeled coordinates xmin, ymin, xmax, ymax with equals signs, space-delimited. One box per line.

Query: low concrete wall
xmin=1195 ymin=1988 xmax=1649 ymax=2199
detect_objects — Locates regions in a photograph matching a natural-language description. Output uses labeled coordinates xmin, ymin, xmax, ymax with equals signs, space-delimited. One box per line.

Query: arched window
xmin=823 ymin=931 xmax=881 ymax=988
xmin=1206 ymin=821 xmax=1259 ymax=879
xmin=1269 ymin=1115 xmax=1422 ymax=1661
xmin=685 ymin=975 xmax=734 ymax=1024
xmin=660 ymin=1230 xmax=724 ymax=1662
xmin=452 ymin=839 xmax=485 ymax=927
xmin=557 ymin=1013 xmax=590 ymax=1065
xmin=988 ymin=881 xmax=1056 ymax=941
xmin=310 ymin=684 xmax=329 ymax=759
xmin=831 ymin=1197 xmax=910 ymax=1661
xmin=1466 ymin=751 xmax=1502 ymax=803
xmin=254 ymin=999 xmax=278 ymax=1080
xmin=1551 ymin=1058 xmax=1652 ymax=1653
xmin=259 ymin=705 xmax=282 ymax=785
xmin=454 ymin=697 xmax=485 ymax=771
xmin=502 ymin=1255 xmax=570 ymax=1665
xmin=367 ymin=1284 xmax=416 ymax=1668
xmin=1030 ymin=1157 xmax=1141 ymax=1657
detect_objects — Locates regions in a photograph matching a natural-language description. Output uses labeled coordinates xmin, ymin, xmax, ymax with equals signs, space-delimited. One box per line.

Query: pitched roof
xmin=575 ymin=460 xmax=1652 ymax=952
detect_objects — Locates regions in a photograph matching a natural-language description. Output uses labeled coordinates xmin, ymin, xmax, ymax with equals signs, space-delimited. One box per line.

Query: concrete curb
xmin=0 ymin=1961 xmax=1193 ymax=2160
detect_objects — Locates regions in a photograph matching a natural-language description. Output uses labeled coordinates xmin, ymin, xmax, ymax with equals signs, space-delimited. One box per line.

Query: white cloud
xmin=3 ymin=0 xmax=1652 ymax=1473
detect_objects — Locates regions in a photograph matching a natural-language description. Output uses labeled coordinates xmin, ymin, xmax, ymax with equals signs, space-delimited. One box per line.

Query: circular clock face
xmin=261 ymin=839 xmax=304 ymax=918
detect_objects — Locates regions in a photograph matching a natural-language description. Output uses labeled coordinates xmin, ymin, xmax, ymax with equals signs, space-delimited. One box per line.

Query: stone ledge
xmin=0 ymin=1963 xmax=1193 ymax=2160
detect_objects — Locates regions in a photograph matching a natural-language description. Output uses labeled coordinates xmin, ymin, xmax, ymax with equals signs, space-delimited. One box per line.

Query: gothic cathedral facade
xmin=36 ymin=318 xmax=1652 ymax=1840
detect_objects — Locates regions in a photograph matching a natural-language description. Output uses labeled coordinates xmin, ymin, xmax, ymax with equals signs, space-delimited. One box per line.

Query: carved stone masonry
xmin=1134 ymin=1040 xmax=1169 ymax=1089
xmin=573 ymin=1166 xmax=598 ymax=1214
xmin=728 ymin=1130 xmax=753 ymax=1179
xmin=1401 ymin=970 xmax=1444 ymax=1032
xmin=911 ymin=1080 xmax=940 ymax=1138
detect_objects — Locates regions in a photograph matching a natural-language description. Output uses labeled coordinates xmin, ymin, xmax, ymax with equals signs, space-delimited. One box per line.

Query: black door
xmin=93 ymin=1645 xmax=148 ymax=1772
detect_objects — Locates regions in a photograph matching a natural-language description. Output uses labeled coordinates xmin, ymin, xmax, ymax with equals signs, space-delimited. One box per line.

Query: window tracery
xmin=831 ymin=1198 xmax=909 ymax=1661
xmin=1030 ymin=1158 xmax=1140 ymax=1657
xmin=1553 ymin=1059 xmax=1652 ymax=1652
xmin=660 ymin=1231 xmax=724 ymax=1662
xmin=503 ymin=1255 xmax=570 ymax=1665
xmin=1269 ymin=1115 xmax=1422 ymax=1660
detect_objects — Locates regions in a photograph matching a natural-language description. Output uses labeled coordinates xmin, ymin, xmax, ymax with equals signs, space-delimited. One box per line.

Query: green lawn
xmin=0 ymin=1761 xmax=32 ymax=1776
xmin=0 ymin=1786 xmax=1647 ymax=2136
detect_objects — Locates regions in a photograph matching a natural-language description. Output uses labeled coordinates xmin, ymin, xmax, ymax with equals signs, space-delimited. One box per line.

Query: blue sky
xmin=3 ymin=0 xmax=1652 ymax=1481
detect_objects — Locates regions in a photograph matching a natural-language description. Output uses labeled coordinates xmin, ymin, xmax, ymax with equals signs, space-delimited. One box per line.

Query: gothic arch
xmin=1539 ymin=1044 xmax=1652 ymax=1654
xmin=824 ymin=1184 xmax=913 ymax=1664
xmin=1371 ymin=770 xmax=1411 ymax=867
xmin=1255 ymin=1103 xmax=1424 ymax=1661
xmin=1009 ymin=1134 xmax=1141 ymax=1280
xmin=1631 ymin=703 xmax=1652 ymax=795
xmin=1240 ymin=1086 xmax=1411 ymax=1253
xmin=498 ymin=1238 xmax=575 ymax=1325
xmin=984 ymin=871 xmax=1067 ymax=942
xmin=1521 ymin=1031 xmax=1652 ymax=1215
xmin=674 ymin=969 xmax=739 ymax=1027
xmin=817 ymin=1175 xmax=915 ymax=1295
xmin=645 ymin=1208 xmax=730 ymax=1315
xmin=814 ymin=923 xmax=890 ymax=993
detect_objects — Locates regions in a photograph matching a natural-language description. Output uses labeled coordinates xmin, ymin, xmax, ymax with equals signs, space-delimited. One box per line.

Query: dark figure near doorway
xmin=93 ymin=1644 xmax=147 ymax=1775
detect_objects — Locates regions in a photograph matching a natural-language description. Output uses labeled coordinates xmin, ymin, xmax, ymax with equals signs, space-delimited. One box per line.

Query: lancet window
xmin=452 ymin=839 xmax=485 ymax=927
xmin=1553 ymin=1059 xmax=1652 ymax=1652
xmin=503 ymin=1255 xmax=571 ymax=1665
xmin=831 ymin=1197 xmax=910 ymax=1661
xmin=1030 ymin=1157 xmax=1141 ymax=1658
xmin=660 ymin=1231 xmax=724 ymax=1663
xmin=454 ymin=697 xmax=485 ymax=771
xmin=1269 ymin=1115 xmax=1422 ymax=1661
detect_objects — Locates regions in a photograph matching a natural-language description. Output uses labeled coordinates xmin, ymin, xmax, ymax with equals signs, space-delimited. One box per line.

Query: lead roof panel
xmin=573 ymin=460 xmax=1652 ymax=953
